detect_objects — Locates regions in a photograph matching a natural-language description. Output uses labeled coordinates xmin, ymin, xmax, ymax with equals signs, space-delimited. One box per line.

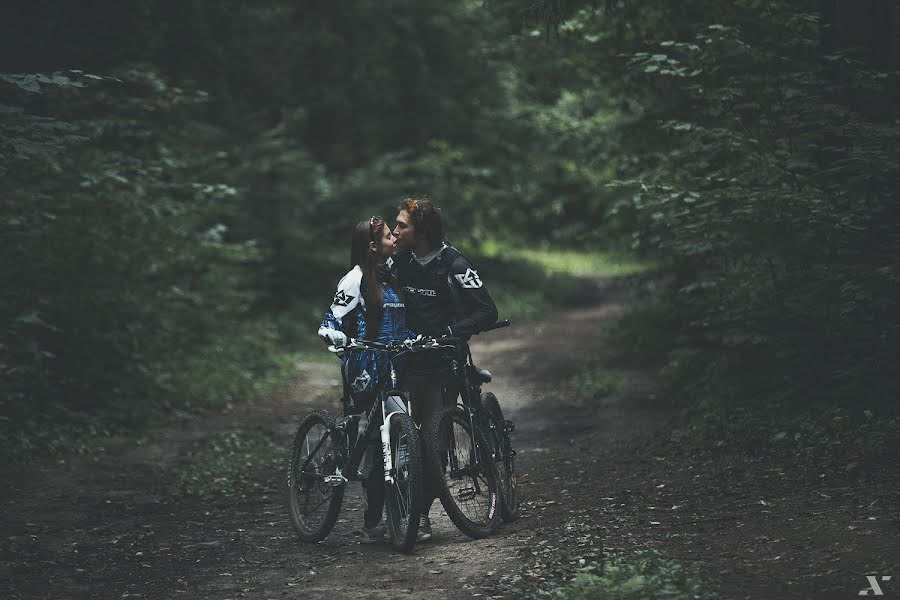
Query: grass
xmin=478 ymin=240 xmax=656 ymax=279
xmin=489 ymin=286 xmax=555 ymax=321
xmin=465 ymin=239 xmax=655 ymax=323
xmin=168 ymin=430 xmax=283 ymax=496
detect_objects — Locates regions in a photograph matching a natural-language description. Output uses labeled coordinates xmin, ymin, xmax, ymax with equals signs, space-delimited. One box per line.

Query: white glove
xmin=320 ymin=328 xmax=348 ymax=347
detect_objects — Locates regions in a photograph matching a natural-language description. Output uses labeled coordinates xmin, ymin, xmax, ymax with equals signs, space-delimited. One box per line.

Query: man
xmin=392 ymin=197 xmax=498 ymax=541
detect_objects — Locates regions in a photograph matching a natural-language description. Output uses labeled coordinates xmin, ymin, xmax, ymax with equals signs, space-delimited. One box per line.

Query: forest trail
xmin=2 ymin=278 xmax=897 ymax=600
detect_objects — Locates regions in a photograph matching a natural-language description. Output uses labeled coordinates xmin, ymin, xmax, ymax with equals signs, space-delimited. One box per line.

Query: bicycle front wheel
xmin=286 ymin=410 xmax=344 ymax=542
xmin=482 ymin=392 xmax=519 ymax=522
xmin=385 ymin=412 xmax=423 ymax=552
xmin=426 ymin=406 xmax=501 ymax=539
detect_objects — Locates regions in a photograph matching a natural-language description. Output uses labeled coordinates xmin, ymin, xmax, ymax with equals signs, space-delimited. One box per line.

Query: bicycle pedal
xmin=323 ymin=474 xmax=348 ymax=487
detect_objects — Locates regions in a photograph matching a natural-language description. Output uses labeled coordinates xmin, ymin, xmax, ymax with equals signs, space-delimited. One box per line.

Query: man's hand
xmin=403 ymin=334 xmax=426 ymax=349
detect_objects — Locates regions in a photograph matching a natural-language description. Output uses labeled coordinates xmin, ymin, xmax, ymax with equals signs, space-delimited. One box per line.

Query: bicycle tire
xmin=426 ymin=406 xmax=501 ymax=539
xmin=482 ymin=392 xmax=519 ymax=522
xmin=385 ymin=412 xmax=424 ymax=552
xmin=286 ymin=410 xmax=344 ymax=542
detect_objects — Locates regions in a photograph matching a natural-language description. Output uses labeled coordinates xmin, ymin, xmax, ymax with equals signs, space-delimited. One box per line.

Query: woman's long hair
xmin=350 ymin=217 xmax=397 ymax=337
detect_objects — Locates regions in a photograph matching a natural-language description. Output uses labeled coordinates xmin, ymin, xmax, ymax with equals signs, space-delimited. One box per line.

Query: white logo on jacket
xmin=352 ymin=370 xmax=371 ymax=392
xmin=455 ymin=268 xmax=483 ymax=289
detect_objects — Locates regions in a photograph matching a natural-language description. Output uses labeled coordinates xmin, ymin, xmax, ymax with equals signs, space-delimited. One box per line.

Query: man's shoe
xmin=361 ymin=521 xmax=387 ymax=544
xmin=417 ymin=516 xmax=432 ymax=542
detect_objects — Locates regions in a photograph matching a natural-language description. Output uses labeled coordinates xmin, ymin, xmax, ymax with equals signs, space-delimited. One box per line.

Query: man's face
xmin=393 ymin=210 xmax=416 ymax=250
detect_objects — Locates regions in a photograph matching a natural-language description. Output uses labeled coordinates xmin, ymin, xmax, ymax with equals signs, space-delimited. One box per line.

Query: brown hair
xmin=399 ymin=197 xmax=444 ymax=248
xmin=350 ymin=216 xmax=397 ymax=337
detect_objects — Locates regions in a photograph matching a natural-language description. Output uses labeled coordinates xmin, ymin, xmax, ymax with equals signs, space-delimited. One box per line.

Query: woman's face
xmin=371 ymin=223 xmax=396 ymax=260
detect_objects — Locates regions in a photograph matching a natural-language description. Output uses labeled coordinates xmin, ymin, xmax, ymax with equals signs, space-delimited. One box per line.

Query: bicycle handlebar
xmin=438 ymin=319 xmax=512 ymax=346
xmin=483 ymin=319 xmax=511 ymax=332
xmin=327 ymin=319 xmax=512 ymax=354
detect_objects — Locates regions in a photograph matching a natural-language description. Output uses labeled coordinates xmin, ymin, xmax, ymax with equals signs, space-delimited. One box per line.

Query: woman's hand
xmin=319 ymin=327 xmax=348 ymax=347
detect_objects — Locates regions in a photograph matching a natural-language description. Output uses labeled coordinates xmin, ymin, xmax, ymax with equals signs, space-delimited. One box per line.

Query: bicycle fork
xmin=380 ymin=392 xmax=412 ymax=485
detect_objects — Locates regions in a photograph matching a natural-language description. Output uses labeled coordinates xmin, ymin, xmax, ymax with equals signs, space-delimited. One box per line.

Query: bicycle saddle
xmin=475 ymin=368 xmax=492 ymax=383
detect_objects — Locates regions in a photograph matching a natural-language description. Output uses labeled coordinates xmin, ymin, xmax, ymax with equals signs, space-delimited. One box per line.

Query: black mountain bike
xmin=423 ymin=319 xmax=519 ymax=538
xmin=286 ymin=337 xmax=433 ymax=552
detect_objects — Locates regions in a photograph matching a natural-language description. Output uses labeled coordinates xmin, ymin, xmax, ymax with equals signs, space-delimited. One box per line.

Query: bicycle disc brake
xmin=456 ymin=486 xmax=477 ymax=501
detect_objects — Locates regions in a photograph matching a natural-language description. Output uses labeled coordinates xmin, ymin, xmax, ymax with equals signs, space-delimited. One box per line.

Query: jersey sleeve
xmin=446 ymin=254 xmax=499 ymax=338
xmin=318 ymin=266 xmax=365 ymax=340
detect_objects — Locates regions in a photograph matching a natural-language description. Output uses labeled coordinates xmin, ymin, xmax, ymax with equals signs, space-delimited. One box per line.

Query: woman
xmin=317 ymin=216 xmax=413 ymax=543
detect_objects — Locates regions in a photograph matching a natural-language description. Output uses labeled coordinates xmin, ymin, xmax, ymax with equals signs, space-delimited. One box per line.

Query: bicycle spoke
xmin=287 ymin=411 xmax=345 ymax=542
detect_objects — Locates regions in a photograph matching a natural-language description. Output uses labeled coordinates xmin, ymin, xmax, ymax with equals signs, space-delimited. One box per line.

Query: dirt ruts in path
xmin=4 ymin=278 xmax=897 ymax=600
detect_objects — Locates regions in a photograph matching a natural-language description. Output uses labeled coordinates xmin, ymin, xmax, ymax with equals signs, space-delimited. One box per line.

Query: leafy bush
xmin=0 ymin=68 xmax=297 ymax=454
xmin=550 ymin=1 xmax=900 ymax=410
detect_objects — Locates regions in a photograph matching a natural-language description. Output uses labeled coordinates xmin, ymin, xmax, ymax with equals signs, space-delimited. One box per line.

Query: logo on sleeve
xmin=386 ymin=257 xmax=394 ymax=269
xmin=455 ymin=268 xmax=483 ymax=289
xmin=333 ymin=291 xmax=355 ymax=307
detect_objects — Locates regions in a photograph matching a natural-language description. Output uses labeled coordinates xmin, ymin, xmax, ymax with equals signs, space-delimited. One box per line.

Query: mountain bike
xmin=422 ymin=319 xmax=519 ymax=538
xmin=286 ymin=337 xmax=432 ymax=552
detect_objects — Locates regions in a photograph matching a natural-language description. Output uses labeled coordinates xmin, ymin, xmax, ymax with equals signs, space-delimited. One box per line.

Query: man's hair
xmin=399 ymin=197 xmax=444 ymax=248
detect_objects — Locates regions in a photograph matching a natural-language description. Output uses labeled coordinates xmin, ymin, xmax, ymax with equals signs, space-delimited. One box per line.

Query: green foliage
xmin=3 ymin=0 xmax=894 ymax=456
xmin=169 ymin=430 xmax=282 ymax=496
xmin=0 ymin=68 xmax=297 ymax=454
xmin=506 ymin=514 xmax=711 ymax=599
xmin=551 ymin=551 xmax=712 ymax=600
xmin=508 ymin=515 xmax=604 ymax=596
xmin=547 ymin=1 xmax=900 ymax=409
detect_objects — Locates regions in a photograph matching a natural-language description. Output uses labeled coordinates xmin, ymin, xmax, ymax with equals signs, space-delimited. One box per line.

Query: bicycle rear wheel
xmin=482 ymin=392 xmax=519 ymax=522
xmin=426 ymin=406 xmax=501 ymax=539
xmin=286 ymin=410 xmax=344 ymax=542
xmin=385 ymin=412 xmax=424 ymax=552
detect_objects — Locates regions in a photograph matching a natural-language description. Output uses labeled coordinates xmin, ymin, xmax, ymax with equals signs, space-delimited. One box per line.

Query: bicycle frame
xmin=298 ymin=324 xmax=509 ymax=490
xmin=440 ymin=343 xmax=489 ymax=476
xmin=430 ymin=320 xmax=511 ymax=479
xmin=305 ymin=339 xmax=425 ymax=486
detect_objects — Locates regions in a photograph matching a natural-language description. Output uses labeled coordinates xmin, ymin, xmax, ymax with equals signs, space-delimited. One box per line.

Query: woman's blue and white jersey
xmin=318 ymin=263 xmax=413 ymax=397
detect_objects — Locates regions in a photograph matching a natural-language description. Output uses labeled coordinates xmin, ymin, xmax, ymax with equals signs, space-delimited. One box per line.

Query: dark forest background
xmin=1 ymin=0 xmax=898 ymax=457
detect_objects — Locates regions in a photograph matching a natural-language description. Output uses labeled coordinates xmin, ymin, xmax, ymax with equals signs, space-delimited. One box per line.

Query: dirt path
xmin=3 ymin=281 xmax=898 ymax=599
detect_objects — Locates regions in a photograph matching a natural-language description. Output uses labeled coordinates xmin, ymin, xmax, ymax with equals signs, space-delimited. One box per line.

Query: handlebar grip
xmin=484 ymin=319 xmax=511 ymax=332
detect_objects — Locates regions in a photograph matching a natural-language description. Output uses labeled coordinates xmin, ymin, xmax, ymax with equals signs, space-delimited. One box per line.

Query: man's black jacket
xmin=396 ymin=244 xmax=498 ymax=339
